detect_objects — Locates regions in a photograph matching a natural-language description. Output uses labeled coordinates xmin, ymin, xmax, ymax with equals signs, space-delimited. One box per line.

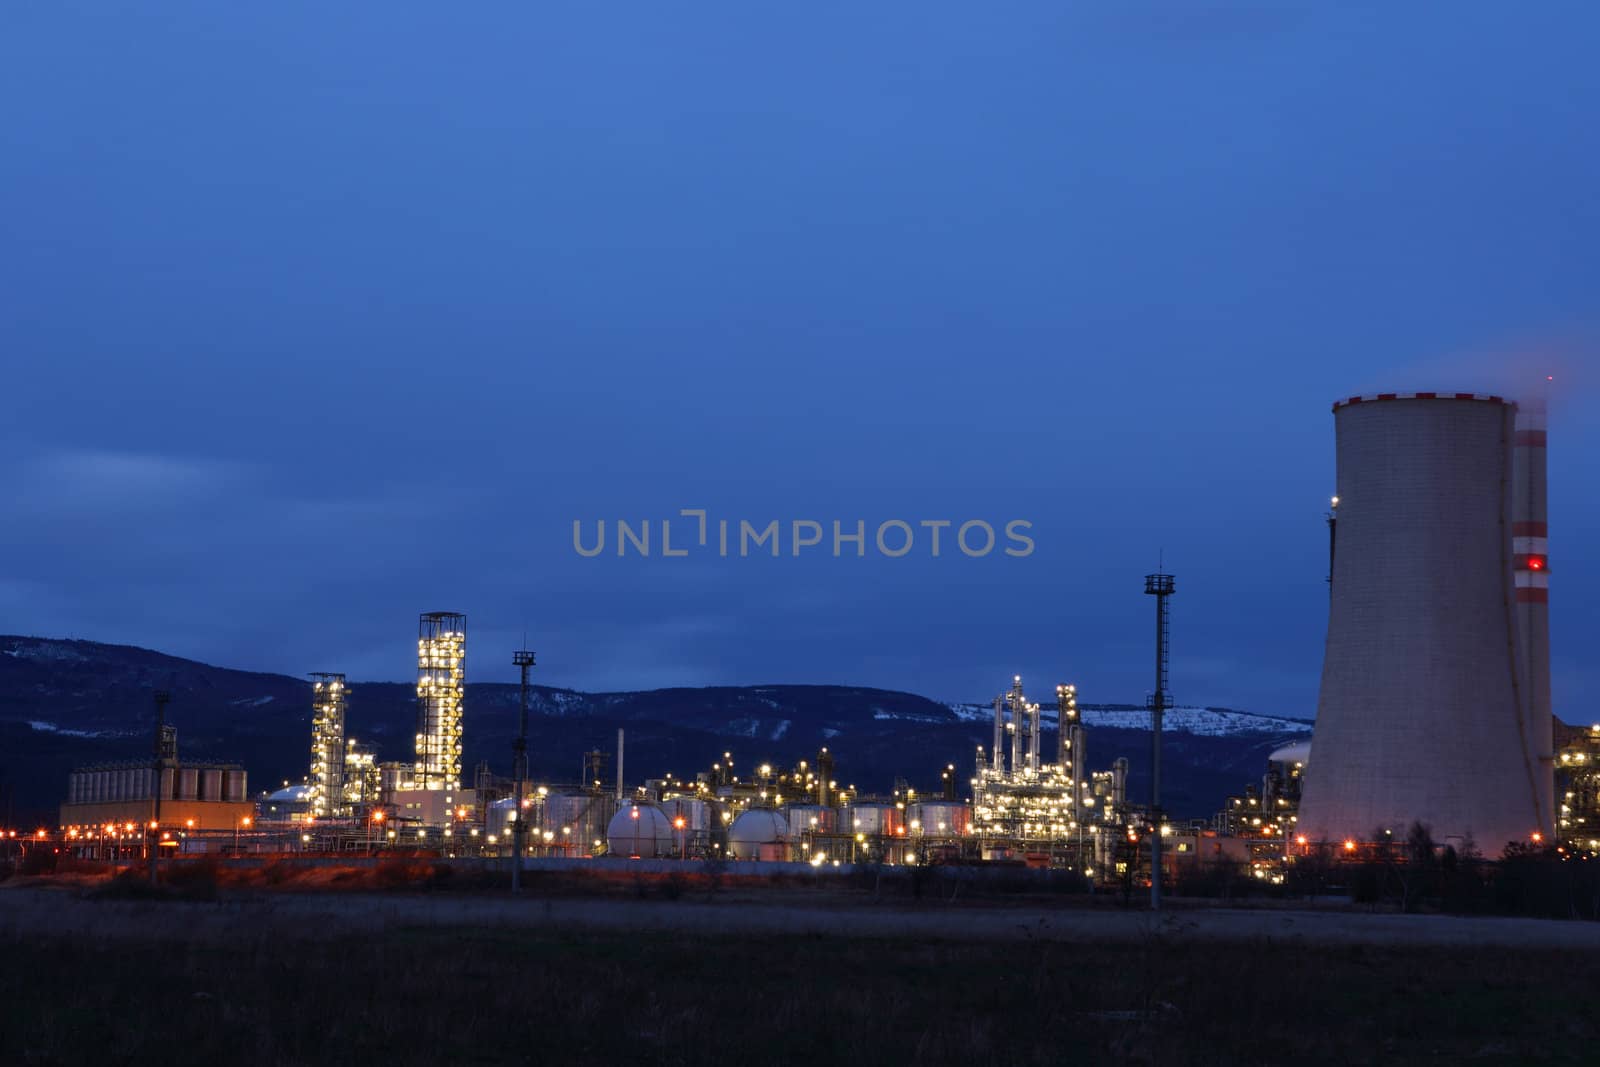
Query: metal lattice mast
xmin=1144 ymin=572 xmax=1175 ymax=911
xmin=511 ymin=648 xmax=536 ymax=892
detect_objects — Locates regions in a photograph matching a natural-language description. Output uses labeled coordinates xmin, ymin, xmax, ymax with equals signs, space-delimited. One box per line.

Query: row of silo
xmin=66 ymin=765 xmax=246 ymax=805
xmin=67 ymin=766 xmax=152 ymax=805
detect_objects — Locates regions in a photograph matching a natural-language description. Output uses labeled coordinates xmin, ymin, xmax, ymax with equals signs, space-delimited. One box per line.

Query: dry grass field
xmin=4 ymin=875 xmax=1600 ymax=1066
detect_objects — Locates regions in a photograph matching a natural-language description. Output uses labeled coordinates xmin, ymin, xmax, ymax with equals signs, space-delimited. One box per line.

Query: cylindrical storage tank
xmin=159 ymin=767 xmax=176 ymax=800
xmin=910 ymin=801 xmax=969 ymax=838
xmin=201 ymin=769 xmax=223 ymax=802
xmin=487 ymin=797 xmax=518 ymax=838
xmin=606 ymin=802 xmax=676 ymax=858
xmin=847 ymin=802 xmax=901 ymax=836
xmin=224 ymin=771 xmax=247 ymax=803
xmin=69 ymin=772 xmax=81 ymax=805
xmin=542 ymin=793 xmax=615 ymax=854
xmin=727 ymin=809 xmax=790 ymax=861
xmin=90 ymin=771 xmax=103 ymax=803
xmin=179 ymin=768 xmax=199 ymax=800
xmin=1298 ymin=393 xmax=1554 ymax=850
xmin=660 ymin=796 xmax=711 ymax=834
xmin=786 ymin=804 xmax=837 ymax=837
xmin=137 ymin=768 xmax=153 ymax=800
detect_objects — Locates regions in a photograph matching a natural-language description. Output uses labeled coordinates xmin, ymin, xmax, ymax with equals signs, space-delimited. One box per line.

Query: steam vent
xmin=1297 ymin=392 xmax=1554 ymax=852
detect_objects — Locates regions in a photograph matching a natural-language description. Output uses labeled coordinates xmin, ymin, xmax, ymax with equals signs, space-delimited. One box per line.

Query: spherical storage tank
xmin=606 ymin=803 xmax=676 ymax=858
xmin=1297 ymin=392 xmax=1554 ymax=851
xmin=727 ymin=809 xmax=789 ymax=861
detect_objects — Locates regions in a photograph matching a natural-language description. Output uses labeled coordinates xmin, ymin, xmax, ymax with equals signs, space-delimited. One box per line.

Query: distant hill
xmin=0 ymin=635 xmax=1312 ymax=826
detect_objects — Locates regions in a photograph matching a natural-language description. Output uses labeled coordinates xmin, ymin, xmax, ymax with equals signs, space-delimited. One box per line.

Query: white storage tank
xmin=727 ymin=809 xmax=789 ymax=861
xmin=660 ymin=795 xmax=712 ymax=833
xmin=487 ymin=797 xmax=520 ymax=838
xmin=785 ymin=804 xmax=837 ymax=837
xmin=606 ymin=802 xmax=675 ymax=858
xmin=542 ymin=793 xmax=615 ymax=853
xmin=910 ymin=800 xmax=968 ymax=837
xmin=848 ymin=802 xmax=902 ymax=836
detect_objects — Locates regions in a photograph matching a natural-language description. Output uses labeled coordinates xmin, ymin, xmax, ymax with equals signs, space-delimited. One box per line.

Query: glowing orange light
xmin=1295 ymin=835 xmax=1308 ymax=846
xmin=1532 ymin=831 xmax=1544 ymax=843
xmin=673 ymin=818 xmax=685 ymax=829
xmin=1343 ymin=839 xmax=1357 ymax=852
xmin=373 ymin=811 xmax=384 ymax=822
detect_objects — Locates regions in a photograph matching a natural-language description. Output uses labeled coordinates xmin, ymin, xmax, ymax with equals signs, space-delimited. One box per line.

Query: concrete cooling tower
xmin=1297 ymin=392 xmax=1553 ymax=852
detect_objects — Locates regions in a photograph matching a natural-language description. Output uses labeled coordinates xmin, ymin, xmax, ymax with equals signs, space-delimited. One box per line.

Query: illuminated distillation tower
xmin=309 ymin=673 xmax=348 ymax=818
xmin=415 ymin=612 xmax=466 ymax=791
xmin=972 ymin=675 xmax=1088 ymax=854
xmin=1057 ymin=683 xmax=1083 ymax=816
xmin=1009 ymin=676 xmax=1044 ymax=774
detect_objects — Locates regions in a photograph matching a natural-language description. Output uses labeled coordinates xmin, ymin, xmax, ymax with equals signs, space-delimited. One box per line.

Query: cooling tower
xmin=1297 ymin=392 xmax=1554 ymax=852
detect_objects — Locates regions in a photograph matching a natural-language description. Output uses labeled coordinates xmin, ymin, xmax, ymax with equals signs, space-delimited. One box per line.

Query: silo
xmin=201 ymin=769 xmax=223 ymax=802
xmin=1297 ymin=392 xmax=1554 ymax=851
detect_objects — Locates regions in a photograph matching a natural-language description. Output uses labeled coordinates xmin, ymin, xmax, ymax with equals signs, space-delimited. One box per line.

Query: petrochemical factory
xmin=40 ymin=388 xmax=1596 ymax=887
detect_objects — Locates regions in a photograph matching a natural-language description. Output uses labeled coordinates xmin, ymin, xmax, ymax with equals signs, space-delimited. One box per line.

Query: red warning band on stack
xmin=1332 ymin=392 xmax=1506 ymax=412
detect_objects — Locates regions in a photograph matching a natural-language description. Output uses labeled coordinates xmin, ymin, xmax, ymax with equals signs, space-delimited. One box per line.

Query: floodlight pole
xmin=511 ymin=648 xmax=536 ymax=892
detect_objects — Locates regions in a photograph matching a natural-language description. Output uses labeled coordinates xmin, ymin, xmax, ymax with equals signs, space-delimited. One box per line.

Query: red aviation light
xmin=1528 ymin=557 xmax=1546 ymax=571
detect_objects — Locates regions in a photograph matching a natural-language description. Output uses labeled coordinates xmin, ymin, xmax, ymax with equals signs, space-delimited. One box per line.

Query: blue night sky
xmin=2 ymin=3 xmax=1596 ymax=718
